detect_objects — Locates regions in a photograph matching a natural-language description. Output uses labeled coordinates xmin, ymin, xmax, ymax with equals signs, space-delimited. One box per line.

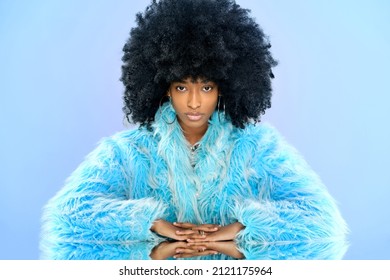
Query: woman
xmin=40 ymin=0 xmax=348 ymax=260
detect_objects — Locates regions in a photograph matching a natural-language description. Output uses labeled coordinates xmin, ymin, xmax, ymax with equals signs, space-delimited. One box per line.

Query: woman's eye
xmin=203 ymin=86 xmax=213 ymax=92
xmin=176 ymin=86 xmax=186 ymax=92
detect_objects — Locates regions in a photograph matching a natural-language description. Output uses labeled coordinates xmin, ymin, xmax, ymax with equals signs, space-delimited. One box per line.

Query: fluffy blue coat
xmin=40 ymin=103 xmax=348 ymax=259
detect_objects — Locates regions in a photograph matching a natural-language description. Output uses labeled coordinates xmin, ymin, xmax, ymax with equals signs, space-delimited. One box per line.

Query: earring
xmin=217 ymin=95 xmax=225 ymax=123
xmin=159 ymin=94 xmax=170 ymax=108
xmin=159 ymin=94 xmax=176 ymax=125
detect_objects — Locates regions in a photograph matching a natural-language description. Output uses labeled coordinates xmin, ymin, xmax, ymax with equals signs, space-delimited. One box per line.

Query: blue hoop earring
xmin=159 ymin=94 xmax=176 ymax=125
xmin=217 ymin=95 xmax=225 ymax=122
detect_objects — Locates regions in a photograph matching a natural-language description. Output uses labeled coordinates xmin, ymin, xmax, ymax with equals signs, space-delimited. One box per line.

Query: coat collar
xmin=150 ymin=102 xmax=235 ymax=223
xmin=152 ymin=101 xmax=234 ymax=152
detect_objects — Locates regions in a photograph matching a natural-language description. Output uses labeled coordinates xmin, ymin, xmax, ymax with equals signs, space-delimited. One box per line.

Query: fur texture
xmin=40 ymin=103 xmax=348 ymax=259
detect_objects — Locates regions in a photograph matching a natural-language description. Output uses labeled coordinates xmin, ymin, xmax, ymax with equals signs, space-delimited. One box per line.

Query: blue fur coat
xmin=40 ymin=103 xmax=348 ymax=259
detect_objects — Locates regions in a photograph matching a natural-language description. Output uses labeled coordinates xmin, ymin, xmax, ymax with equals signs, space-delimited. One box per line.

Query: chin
xmin=178 ymin=118 xmax=209 ymax=131
xmin=185 ymin=121 xmax=208 ymax=129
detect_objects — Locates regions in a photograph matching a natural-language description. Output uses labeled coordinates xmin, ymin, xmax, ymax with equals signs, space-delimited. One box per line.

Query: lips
xmin=185 ymin=112 xmax=203 ymax=121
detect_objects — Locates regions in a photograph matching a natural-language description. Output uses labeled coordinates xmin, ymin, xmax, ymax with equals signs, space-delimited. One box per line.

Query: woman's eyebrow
xmin=172 ymin=78 xmax=213 ymax=84
xmin=173 ymin=79 xmax=188 ymax=84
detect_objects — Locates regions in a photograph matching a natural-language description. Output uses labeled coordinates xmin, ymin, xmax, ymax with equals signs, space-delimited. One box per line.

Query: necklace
xmin=190 ymin=143 xmax=200 ymax=152
xmin=190 ymin=143 xmax=200 ymax=167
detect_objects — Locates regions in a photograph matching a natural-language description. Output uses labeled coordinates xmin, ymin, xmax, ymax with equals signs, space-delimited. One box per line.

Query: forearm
xmin=40 ymin=189 xmax=168 ymax=260
xmin=233 ymin=198 xmax=348 ymax=259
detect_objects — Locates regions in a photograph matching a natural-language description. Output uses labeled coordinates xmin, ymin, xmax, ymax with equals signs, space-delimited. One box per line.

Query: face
xmin=168 ymin=77 xmax=219 ymax=135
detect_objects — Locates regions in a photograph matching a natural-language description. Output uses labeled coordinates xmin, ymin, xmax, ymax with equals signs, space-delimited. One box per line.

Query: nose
xmin=187 ymin=90 xmax=201 ymax=109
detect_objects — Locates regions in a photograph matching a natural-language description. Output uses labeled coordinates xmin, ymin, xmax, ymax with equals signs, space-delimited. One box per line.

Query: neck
xmin=184 ymin=133 xmax=203 ymax=146
xmin=179 ymin=123 xmax=208 ymax=146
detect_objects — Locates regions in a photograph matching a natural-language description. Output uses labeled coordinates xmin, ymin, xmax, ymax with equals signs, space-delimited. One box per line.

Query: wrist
xmin=232 ymin=222 xmax=245 ymax=231
xmin=151 ymin=219 xmax=163 ymax=232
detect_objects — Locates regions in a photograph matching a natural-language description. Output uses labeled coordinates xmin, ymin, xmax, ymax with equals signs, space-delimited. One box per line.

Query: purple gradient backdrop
xmin=1 ymin=0 xmax=389 ymax=259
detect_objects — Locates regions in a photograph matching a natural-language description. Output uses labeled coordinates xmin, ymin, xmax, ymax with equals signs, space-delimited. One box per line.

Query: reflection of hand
xmin=182 ymin=241 xmax=244 ymax=259
xmin=186 ymin=222 xmax=244 ymax=243
xmin=150 ymin=241 xmax=186 ymax=260
xmin=150 ymin=241 xmax=218 ymax=260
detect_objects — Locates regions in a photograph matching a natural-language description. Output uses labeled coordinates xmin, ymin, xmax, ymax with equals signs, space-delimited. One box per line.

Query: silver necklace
xmin=190 ymin=143 xmax=200 ymax=167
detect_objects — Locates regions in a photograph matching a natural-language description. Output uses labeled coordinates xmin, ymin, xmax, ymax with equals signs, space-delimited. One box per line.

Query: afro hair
xmin=121 ymin=0 xmax=277 ymax=128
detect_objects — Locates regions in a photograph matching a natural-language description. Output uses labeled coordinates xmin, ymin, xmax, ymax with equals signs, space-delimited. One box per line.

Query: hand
xmin=173 ymin=222 xmax=220 ymax=239
xmin=186 ymin=222 xmax=244 ymax=243
xmin=150 ymin=219 xmax=188 ymax=240
xmin=150 ymin=241 xmax=218 ymax=260
xmin=150 ymin=220 xmax=218 ymax=241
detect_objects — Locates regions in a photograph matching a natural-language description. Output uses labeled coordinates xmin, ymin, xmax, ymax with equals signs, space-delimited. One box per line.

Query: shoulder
xmin=103 ymin=126 xmax=155 ymax=147
xmin=231 ymin=122 xmax=308 ymax=166
xmin=89 ymin=126 xmax=156 ymax=160
xmin=232 ymin=122 xmax=286 ymax=149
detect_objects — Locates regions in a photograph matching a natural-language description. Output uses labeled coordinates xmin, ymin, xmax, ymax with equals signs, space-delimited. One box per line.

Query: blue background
xmin=1 ymin=0 xmax=389 ymax=259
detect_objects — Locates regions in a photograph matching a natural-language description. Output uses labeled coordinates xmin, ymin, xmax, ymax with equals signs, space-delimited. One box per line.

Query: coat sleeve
xmin=231 ymin=125 xmax=349 ymax=259
xmin=40 ymin=135 xmax=167 ymax=259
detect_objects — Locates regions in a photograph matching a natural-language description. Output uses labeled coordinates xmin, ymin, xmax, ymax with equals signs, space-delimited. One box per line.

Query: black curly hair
xmin=121 ymin=0 xmax=277 ymax=128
